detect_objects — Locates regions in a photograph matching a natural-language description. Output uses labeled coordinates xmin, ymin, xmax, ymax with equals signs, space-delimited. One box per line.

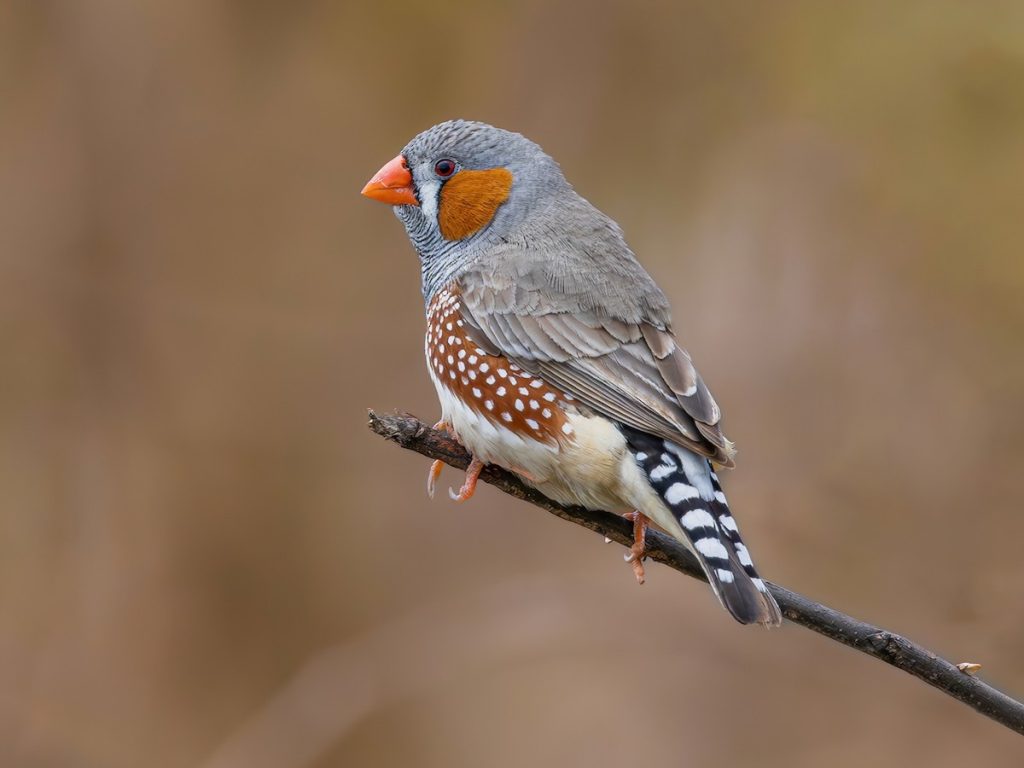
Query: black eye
xmin=434 ymin=159 xmax=456 ymax=178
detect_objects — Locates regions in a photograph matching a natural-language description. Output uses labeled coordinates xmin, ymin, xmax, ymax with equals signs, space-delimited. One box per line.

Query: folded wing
xmin=458 ymin=276 xmax=736 ymax=466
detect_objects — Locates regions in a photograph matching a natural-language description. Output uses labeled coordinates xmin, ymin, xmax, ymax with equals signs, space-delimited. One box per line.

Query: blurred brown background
xmin=3 ymin=1 xmax=1024 ymax=766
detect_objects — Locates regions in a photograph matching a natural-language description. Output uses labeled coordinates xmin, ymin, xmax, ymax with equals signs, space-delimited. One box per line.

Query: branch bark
xmin=368 ymin=409 xmax=1024 ymax=736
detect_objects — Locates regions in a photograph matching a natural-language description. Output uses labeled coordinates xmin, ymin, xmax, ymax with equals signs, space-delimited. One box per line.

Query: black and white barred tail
xmin=622 ymin=426 xmax=782 ymax=626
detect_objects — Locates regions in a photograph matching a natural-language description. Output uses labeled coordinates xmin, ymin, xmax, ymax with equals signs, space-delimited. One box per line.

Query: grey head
xmin=391 ymin=120 xmax=572 ymax=299
xmin=364 ymin=120 xmax=666 ymax=323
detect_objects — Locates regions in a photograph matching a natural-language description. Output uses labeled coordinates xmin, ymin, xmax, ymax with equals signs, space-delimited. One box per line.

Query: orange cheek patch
xmin=438 ymin=168 xmax=513 ymax=241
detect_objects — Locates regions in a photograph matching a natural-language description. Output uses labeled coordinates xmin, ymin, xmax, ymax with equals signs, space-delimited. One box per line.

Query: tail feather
xmin=622 ymin=427 xmax=781 ymax=627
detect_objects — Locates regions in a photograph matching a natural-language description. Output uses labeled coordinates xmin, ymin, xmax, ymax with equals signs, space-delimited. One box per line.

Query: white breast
xmin=428 ymin=363 xmax=681 ymax=538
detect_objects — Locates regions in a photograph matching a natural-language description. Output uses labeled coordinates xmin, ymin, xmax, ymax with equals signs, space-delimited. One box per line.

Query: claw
xmin=449 ymin=457 xmax=484 ymax=502
xmin=427 ymin=459 xmax=444 ymax=499
xmin=624 ymin=511 xmax=649 ymax=585
xmin=425 ymin=421 xmax=452 ymax=499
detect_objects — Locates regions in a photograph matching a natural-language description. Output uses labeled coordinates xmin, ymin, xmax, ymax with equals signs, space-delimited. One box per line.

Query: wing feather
xmin=459 ymin=286 xmax=736 ymax=466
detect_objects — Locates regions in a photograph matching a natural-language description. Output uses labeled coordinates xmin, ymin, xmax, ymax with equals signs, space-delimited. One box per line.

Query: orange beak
xmin=360 ymin=154 xmax=419 ymax=206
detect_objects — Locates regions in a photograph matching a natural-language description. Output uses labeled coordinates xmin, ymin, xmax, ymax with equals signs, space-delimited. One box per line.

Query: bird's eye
xmin=434 ymin=159 xmax=456 ymax=178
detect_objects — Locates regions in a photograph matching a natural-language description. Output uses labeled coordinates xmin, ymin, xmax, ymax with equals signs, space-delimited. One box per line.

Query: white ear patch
xmin=418 ymin=178 xmax=441 ymax=227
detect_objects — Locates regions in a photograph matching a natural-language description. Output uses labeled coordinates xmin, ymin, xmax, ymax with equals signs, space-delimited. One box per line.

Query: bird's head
xmin=361 ymin=120 xmax=568 ymax=297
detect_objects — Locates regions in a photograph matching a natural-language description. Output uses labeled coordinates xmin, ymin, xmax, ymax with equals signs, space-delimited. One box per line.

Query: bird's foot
xmin=449 ymin=456 xmax=484 ymax=502
xmin=424 ymin=419 xmax=485 ymax=503
xmin=426 ymin=421 xmax=451 ymax=499
xmin=623 ymin=511 xmax=649 ymax=585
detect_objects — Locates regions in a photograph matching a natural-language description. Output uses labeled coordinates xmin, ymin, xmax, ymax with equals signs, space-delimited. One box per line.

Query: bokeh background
xmin=3 ymin=1 xmax=1024 ymax=766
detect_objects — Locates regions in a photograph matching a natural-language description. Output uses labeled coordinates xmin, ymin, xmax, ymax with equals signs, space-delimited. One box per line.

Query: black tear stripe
xmin=620 ymin=425 xmax=781 ymax=626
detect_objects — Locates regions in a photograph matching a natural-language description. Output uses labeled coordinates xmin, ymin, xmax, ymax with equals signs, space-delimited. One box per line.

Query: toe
xmin=426 ymin=459 xmax=444 ymax=499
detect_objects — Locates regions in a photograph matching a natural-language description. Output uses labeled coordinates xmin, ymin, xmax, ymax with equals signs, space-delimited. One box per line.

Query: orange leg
xmin=426 ymin=420 xmax=485 ymax=503
xmin=449 ymin=456 xmax=484 ymax=502
xmin=622 ymin=511 xmax=650 ymax=585
xmin=426 ymin=421 xmax=450 ymax=499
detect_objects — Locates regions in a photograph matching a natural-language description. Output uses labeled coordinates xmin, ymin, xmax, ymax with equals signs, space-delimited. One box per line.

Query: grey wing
xmin=458 ymin=277 xmax=736 ymax=467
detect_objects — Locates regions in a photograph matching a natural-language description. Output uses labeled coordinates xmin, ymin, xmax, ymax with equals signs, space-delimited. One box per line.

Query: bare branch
xmin=368 ymin=409 xmax=1024 ymax=736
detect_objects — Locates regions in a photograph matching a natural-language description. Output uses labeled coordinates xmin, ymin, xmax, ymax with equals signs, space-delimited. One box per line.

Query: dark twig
xmin=368 ymin=409 xmax=1024 ymax=736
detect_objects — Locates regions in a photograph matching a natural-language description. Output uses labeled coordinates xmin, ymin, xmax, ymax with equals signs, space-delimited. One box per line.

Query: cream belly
xmin=431 ymin=372 xmax=689 ymax=545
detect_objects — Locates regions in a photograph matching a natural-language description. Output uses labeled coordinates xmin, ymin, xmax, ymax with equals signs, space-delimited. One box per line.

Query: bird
xmin=361 ymin=120 xmax=781 ymax=626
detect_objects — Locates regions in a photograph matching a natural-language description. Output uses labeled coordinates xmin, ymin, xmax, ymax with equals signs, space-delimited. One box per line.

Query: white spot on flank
xmin=501 ymin=412 xmax=512 ymax=422
xmin=508 ymin=377 xmax=517 ymax=385
xmin=496 ymin=386 xmax=506 ymax=396
xmin=447 ymin=355 xmax=454 ymax=364
xmin=468 ymin=370 xmax=477 ymax=380
xmin=695 ymin=538 xmax=729 ymax=560
xmin=480 ymin=363 xmax=489 ymax=373
xmin=485 ymin=400 xmax=494 ymax=410
xmin=446 ymin=323 xmax=453 ymax=331
xmin=716 ymin=568 xmax=735 ymax=584
xmin=543 ymin=392 xmax=556 ymax=402
xmin=530 ymin=379 xmax=543 ymax=388
xmin=460 ymin=376 xmax=469 ymax=385
xmin=456 ymin=319 xmax=463 ymax=327
xmin=681 ymin=509 xmax=716 ymax=531
xmin=561 ymin=423 xmax=574 ymax=436
xmin=485 ymin=376 xmax=495 ymax=385
xmin=458 ymin=349 xmax=466 ymax=359
xmin=514 ymin=399 xmax=524 ymax=411
xmin=453 ymin=337 xmax=462 ymax=345
xmin=542 ymin=408 xmax=552 ymax=418
xmin=448 ymin=371 xmax=456 ymax=380
xmin=439 ymin=344 xmax=445 ymax=353
xmin=525 ymin=418 xmax=539 ymax=429
xmin=529 ymin=400 xmax=539 ymax=410
xmin=517 ymin=387 xmax=528 ymax=396
xmin=457 ymin=362 xmax=465 ymax=372
xmin=498 ymin=369 xmax=507 ymax=378
xmin=472 ymin=388 xmax=482 ymax=398
xmin=665 ymin=483 xmax=698 ymax=505
xmin=468 ymin=355 xmax=477 ymax=364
